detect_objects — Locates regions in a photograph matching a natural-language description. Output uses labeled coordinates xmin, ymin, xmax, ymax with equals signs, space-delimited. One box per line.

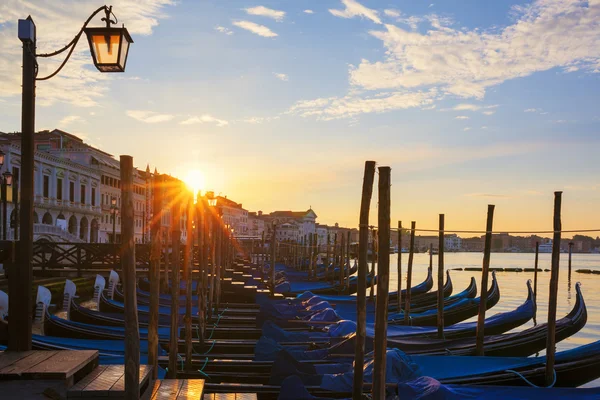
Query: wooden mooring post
xmin=339 ymin=231 xmax=345 ymax=289
xmin=184 ymin=194 xmax=194 ymax=369
xmin=534 ymin=241 xmax=539 ymax=321
xmin=352 ymin=161 xmax=375 ymax=400
xmin=404 ymin=222 xmax=416 ymax=325
xmin=369 ymin=228 xmax=376 ymax=301
xmin=346 ymin=230 xmax=351 ymax=294
xmin=475 ymin=204 xmax=495 ymax=356
xmin=168 ymin=196 xmax=182 ymax=378
xmin=120 ymin=155 xmax=140 ymax=399
xmin=326 ymin=232 xmax=331 ymax=277
xmin=270 ymin=223 xmax=277 ymax=296
xmin=373 ymin=166 xmax=391 ymax=399
xmin=332 ymin=233 xmax=338 ymax=284
xmin=196 ymin=194 xmax=206 ymax=347
xmin=148 ymin=170 xmax=162 ymax=379
xmin=397 ymin=221 xmax=402 ymax=311
xmin=568 ymin=241 xmax=573 ymax=276
xmin=437 ymin=214 xmax=445 ymax=339
xmin=546 ymin=192 xmax=562 ymax=386
xmin=308 ymin=233 xmax=314 ymax=279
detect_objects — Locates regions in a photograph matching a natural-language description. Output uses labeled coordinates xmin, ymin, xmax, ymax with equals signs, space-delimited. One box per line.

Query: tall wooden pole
xmin=308 ymin=233 xmax=314 ymax=279
xmin=346 ymin=230 xmax=351 ymax=294
xmin=339 ymin=232 xmax=345 ymax=289
xmin=326 ymin=232 xmax=331 ymax=277
xmin=437 ymin=214 xmax=445 ymax=339
xmin=404 ymin=222 xmax=416 ymax=325
xmin=148 ymin=172 xmax=162 ymax=379
xmin=534 ymin=241 xmax=539 ymax=321
xmin=429 ymin=243 xmax=433 ymax=269
xmin=373 ymin=166 xmax=391 ymax=399
xmin=208 ymin=216 xmax=216 ymax=319
xmin=546 ymin=192 xmax=562 ymax=386
xmin=369 ymin=229 xmax=376 ymax=301
xmin=196 ymin=195 xmax=206 ymax=346
xmin=215 ymin=223 xmax=222 ymax=312
xmin=352 ymin=161 xmax=375 ymax=400
xmin=475 ymin=204 xmax=495 ymax=356
xmin=568 ymin=241 xmax=573 ymax=275
xmin=120 ymin=155 xmax=140 ymax=399
xmin=397 ymin=221 xmax=402 ymax=311
xmin=261 ymin=231 xmax=265 ymax=278
xmin=11 ymin=17 xmax=36 ymax=351
xmin=184 ymin=194 xmax=194 ymax=369
xmin=270 ymin=224 xmax=277 ymax=295
xmin=332 ymin=233 xmax=338 ymax=284
xmin=168 ymin=197 xmax=181 ymax=378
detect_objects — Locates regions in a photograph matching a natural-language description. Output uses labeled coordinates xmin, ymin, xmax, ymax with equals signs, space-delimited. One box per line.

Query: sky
xmin=1 ymin=0 xmax=600 ymax=235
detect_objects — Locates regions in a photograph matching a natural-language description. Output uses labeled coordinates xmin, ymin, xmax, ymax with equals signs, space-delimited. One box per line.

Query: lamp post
xmin=111 ymin=197 xmax=119 ymax=243
xmin=0 ymin=171 xmax=13 ymax=240
xmin=13 ymin=5 xmax=133 ymax=351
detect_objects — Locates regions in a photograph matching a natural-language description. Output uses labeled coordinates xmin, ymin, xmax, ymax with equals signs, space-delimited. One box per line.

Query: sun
xmin=184 ymin=169 xmax=206 ymax=193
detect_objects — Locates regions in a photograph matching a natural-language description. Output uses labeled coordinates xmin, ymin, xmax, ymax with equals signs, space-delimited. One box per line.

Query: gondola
xmin=265 ymin=272 xmax=499 ymax=329
xmin=262 ymin=280 xmax=534 ymax=342
xmin=254 ymin=282 xmax=585 ymax=361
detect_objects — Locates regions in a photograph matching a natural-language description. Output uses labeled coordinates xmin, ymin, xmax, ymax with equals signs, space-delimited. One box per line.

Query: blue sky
xmin=1 ymin=0 xmax=599 ymax=233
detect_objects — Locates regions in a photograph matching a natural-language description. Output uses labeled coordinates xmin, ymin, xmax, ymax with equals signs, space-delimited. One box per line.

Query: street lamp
xmin=0 ymin=171 xmax=12 ymax=240
xmin=13 ymin=5 xmax=133 ymax=351
xmin=111 ymin=197 xmax=119 ymax=243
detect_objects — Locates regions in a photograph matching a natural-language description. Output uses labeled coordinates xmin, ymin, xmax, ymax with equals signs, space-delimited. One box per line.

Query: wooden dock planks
xmin=66 ymin=364 xmax=151 ymax=398
xmin=146 ymin=379 xmax=206 ymax=400
xmin=203 ymin=394 xmax=257 ymax=400
xmin=0 ymin=350 xmax=97 ymax=381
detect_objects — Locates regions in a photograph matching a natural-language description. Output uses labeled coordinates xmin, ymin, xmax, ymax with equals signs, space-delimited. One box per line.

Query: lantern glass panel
xmin=91 ymin=34 xmax=121 ymax=64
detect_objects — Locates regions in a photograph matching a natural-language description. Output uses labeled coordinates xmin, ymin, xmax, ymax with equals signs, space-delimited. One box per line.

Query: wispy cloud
xmin=454 ymin=104 xmax=481 ymax=111
xmin=352 ymin=1 xmax=600 ymax=99
xmin=288 ymin=89 xmax=437 ymax=120
xmin=482 ymin=110 xmax=496 ymax=116
xmin=297 ymin=1 xmax=600 ymax=120
xmin=180 ymin=115 xmax=229 ymax=127
xmin=58 ymin=115 xmax=84 ymax=127
xmin=463 ymin=127 xmax=472 ymax=131
xmin=329 ymin=0 xmax=382 ymax=24
xmin=524 ymin=108 xmax=541 ymax=113
xmin=245 ymin=6 xmax=285 ymax=22
xmin=274 ymin=73 xmax=289 ymax=81
xmin=127 ymin=110 xmax=175 ymax=124
xmin=455 ymin=116 xmax=470 ymax=120
xmin=232 ymin=20 xmax=278 ymax=37
xmin=242 ymin=116 xmax=280 ymax=124
xmin=304 ymin=10 xmax=314 ymax=14
xmin=384 ymin=9 xmax=401 ymax=18
xmin=464 ymin=193 xmax=511 ymax=198
xmin=215 ymin=26 xmax=233 ymax=35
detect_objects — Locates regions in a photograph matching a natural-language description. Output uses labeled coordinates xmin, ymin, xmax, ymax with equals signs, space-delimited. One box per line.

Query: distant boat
xmin=428 ymin=248 xmax=439 ymax=255
xmin=390 ymin=245 xmax=398 ymax=254
xmin=538 ymin=242 xmax=553 ymax=253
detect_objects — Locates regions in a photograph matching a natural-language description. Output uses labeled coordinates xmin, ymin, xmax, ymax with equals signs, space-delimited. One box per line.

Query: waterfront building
xmin=248 ymin=211 xmax=266 ymax=238
xmin=444 ymin=234 xmax=462 ymax=251
xmin=214 ymin=195 xmax=248 ymax=237
xmin=265 ymin=209 xmax=317 ymax=242
xmin=0 ymin=131 xmax=101 ymax=242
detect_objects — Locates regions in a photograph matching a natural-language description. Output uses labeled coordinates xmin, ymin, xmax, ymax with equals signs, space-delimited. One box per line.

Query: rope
xmin=504 ymin=369 xmax=556 ymax=388
xmin=196 ymin=356 xmax=210 ymax=378
xmin=201 ymin=340 xmax=216 ymax=355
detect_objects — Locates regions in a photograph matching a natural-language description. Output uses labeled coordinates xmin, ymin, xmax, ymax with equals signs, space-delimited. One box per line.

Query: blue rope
xmin=504 ymin=369 xmax=556 ymax=388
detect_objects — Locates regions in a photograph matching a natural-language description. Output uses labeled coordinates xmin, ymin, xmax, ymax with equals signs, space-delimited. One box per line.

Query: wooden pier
xmin=0 ymin=350 xmax=227 ymax=399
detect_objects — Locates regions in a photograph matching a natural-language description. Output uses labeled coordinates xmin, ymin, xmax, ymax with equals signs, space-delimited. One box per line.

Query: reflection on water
xmin=380 ymin=252 xmax=600 ymax=388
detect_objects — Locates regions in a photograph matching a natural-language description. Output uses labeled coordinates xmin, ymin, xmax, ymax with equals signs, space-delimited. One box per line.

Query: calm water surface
xmin=379 ymin=252 xmax=600 ymax=388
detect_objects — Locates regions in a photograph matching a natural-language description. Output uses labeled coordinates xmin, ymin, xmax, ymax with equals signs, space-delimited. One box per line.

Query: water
xmin=382 ymin=252 xmax=600 ymax=388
